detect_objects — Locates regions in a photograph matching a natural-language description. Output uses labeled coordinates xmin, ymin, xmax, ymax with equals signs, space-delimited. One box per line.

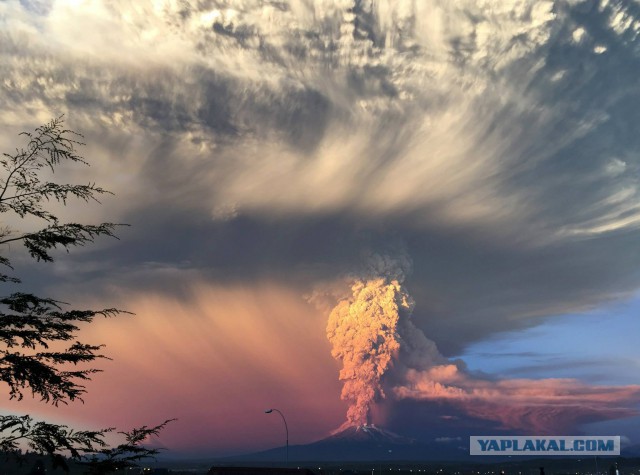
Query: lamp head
xmin=265 ymin=409 xmax=273 ymax=414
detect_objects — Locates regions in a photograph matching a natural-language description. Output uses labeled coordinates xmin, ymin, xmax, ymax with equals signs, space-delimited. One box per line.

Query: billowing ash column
xmin=326 ymin=253 xmax=415 ymax=428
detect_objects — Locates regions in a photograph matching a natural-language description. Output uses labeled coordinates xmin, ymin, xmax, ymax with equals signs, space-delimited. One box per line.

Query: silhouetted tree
xmin=0 ymin=117 xmax=171 ymax=473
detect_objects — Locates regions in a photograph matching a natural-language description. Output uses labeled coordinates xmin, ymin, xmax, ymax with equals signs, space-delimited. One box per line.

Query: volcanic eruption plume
xmin=325 ymin=253 xmax=421 ymax=428
xmin=325 ymin=252 xmax=640 ymax=434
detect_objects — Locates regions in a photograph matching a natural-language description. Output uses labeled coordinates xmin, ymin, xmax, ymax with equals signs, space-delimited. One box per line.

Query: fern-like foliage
xmin=0 ymin=118 xmax=172 ymax=473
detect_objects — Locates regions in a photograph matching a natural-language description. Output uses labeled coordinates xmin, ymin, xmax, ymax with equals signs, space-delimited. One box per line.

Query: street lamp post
xmin=265 ymin=408 xmax=289 ymax=467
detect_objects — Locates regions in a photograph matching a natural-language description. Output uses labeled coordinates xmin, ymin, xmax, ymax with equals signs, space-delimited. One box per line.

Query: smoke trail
xmin=326 ymin=252 xmax=417 ymax=427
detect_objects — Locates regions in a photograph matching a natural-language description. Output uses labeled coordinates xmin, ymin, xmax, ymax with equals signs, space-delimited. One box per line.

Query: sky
xmin=3 ymin=0 xmax=640 ymax=458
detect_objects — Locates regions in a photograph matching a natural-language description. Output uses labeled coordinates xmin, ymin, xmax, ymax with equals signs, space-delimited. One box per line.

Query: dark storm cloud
xmin=3 ymin=0 xmax=640 ymax=356
xmin=39 ymin=203 xmax=640 ymax=357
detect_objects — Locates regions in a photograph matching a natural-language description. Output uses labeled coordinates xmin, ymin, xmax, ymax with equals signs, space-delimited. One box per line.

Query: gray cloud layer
xmin=3 ymin=0 xmax=640 ymax=355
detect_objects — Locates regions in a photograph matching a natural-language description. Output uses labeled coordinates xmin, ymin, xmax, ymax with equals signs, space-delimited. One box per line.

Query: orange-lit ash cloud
xmin=326 ymin=277 xmax=410 ymax=427
xmin=325 ymin=253 xmax=640 ymax=434
xmin=323 ymin=252 xmax=446 ymax=430
xmin=394 ymin=365 xmax=640 ymax=433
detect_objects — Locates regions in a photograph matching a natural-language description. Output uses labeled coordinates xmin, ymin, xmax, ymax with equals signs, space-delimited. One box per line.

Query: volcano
xmin=221 ymin=425 xmax=469 ymax=463
xmin=323 ymin=424 xmax=415 ymax=446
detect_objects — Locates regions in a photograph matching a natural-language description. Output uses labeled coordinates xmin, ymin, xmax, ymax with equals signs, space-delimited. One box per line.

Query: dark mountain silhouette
xmin=221 ymin=425 xmax=469 ymax=462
